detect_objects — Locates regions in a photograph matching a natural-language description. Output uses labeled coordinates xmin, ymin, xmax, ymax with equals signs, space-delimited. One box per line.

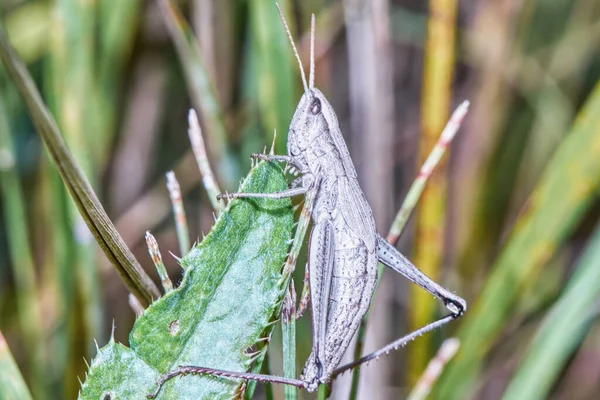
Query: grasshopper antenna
xmin=276 ymin=3 xmax=308 ymax=93
xmin=309 ymin=14 xmax=316 ymax=88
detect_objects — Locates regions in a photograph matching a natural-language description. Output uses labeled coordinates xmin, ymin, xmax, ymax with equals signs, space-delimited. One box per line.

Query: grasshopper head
xmin=287 ymin=88 xmax=338 ymax=159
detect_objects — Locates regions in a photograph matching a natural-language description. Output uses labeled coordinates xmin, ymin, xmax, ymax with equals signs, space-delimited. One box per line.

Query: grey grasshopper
xmin=149 ymin=4 xmax=466 ymax=396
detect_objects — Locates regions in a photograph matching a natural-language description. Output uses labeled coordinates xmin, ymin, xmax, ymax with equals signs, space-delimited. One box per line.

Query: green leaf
xmin=79 ymin=341 xmax=159 ymax=398
xmin=501 ymin=220 xmax=600 ymax=400
xmin=79 ymin=161 xmax=294 ymax=399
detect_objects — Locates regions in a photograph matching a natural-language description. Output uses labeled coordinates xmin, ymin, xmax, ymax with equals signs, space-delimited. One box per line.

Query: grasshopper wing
xmin=337 ymin=178 xmax=377 ymax=253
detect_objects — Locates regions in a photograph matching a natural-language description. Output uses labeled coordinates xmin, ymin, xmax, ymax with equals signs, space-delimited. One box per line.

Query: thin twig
xmin=188 ymin=109 xmax=223 ymax=211
xmin=166 ymin=171 xmax=191 ymax=255
xmin=406 ymin=338 xmax=460 ymax=400
xmin=145 ymin=231 xmax=173 ymax=293
xmin=387 ymin=101 xmax=469 ymax=245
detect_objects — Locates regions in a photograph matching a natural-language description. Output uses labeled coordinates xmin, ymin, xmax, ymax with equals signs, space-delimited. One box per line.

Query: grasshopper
xmin=149 ymin=5 xmax=466 ymax=396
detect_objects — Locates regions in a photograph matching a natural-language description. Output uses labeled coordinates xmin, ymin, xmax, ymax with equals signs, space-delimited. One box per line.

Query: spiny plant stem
xmin=166 ymin=171 xmax=191 ymax=255
xmin=282 ymin=174 xmax=321 ymax=281
xmin=145 ymin=231 xmax=173 ymax=293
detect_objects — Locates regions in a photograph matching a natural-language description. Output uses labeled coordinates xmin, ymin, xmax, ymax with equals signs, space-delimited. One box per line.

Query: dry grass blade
xmin=188 ymin=109 xmax=223 ymax=211
xmin=410 ymin=0 xmax=460 ymax=381
xmin=166 ymin=171 xmax=191 ymax=255
xmin=0 ymin=22 xmax=160 ymax=306
xmin=145 ymin=231 xmax=173 ymax=294
xmin=407 ymin=338 xmax=460 ymax=400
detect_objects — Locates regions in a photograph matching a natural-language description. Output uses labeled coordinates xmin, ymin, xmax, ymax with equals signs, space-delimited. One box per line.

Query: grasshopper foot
xmin=250 ymin=152 xmax=269 ymax=161
xmin=445 ymin=294 xmax=466 ymax=317
xmin=216 ymin=191 xmax=236 ymax=202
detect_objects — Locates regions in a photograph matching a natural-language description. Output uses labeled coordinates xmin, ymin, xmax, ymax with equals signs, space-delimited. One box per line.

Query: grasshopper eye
xmin=310 ymin=98 xmax=321 ymax=115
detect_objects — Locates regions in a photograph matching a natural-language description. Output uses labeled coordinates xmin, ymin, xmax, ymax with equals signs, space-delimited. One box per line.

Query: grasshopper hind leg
xmin=376 ymin=235 xmax=466 ymax=316
xmin=330 ymin=235 xmax=466 ymax=378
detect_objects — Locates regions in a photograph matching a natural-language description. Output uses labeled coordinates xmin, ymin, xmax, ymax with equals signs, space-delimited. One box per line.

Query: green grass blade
xmin=432 ymin=80 xmax=600 ymax=399
xmin=259 ymin=354 xmax=274 ymax=400
xmin=0 ymin=20 xmax=160 ymax=305
xmin=4 ymin=1 xmax=50 ymax=63
xmin=249 ymin=0 xmax=297 ymax=154
xmin=0 ymin=78 xmax=46 ymax=399
xmin=501 ymin=221 xmax=600 ymax=400
xmin=95 ymin=0 xmax=141 ymax=165
xmin=98 ymin=0 xmax=140 ymax=79
xmin=0 ymin=332 xmax=33 ymax=400
xmin=49 ymin=3 xmax=104 ymax=388
xmin=80 ymin=161 xmax=294 ymax=399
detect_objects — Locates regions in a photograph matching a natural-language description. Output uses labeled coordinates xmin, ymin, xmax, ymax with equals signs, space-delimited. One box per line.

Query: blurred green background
xmin=1 ymin=0 xmax=600 ymax=399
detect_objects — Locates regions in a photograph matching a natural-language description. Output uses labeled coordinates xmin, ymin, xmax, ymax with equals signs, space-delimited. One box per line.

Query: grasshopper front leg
xmin=251 ymin=153 xmax=307 ymax=174
xmin=217 ymin=160 xmax=313 ymax=202
xmin=217 ymin=187 xmax=307 ymax=201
